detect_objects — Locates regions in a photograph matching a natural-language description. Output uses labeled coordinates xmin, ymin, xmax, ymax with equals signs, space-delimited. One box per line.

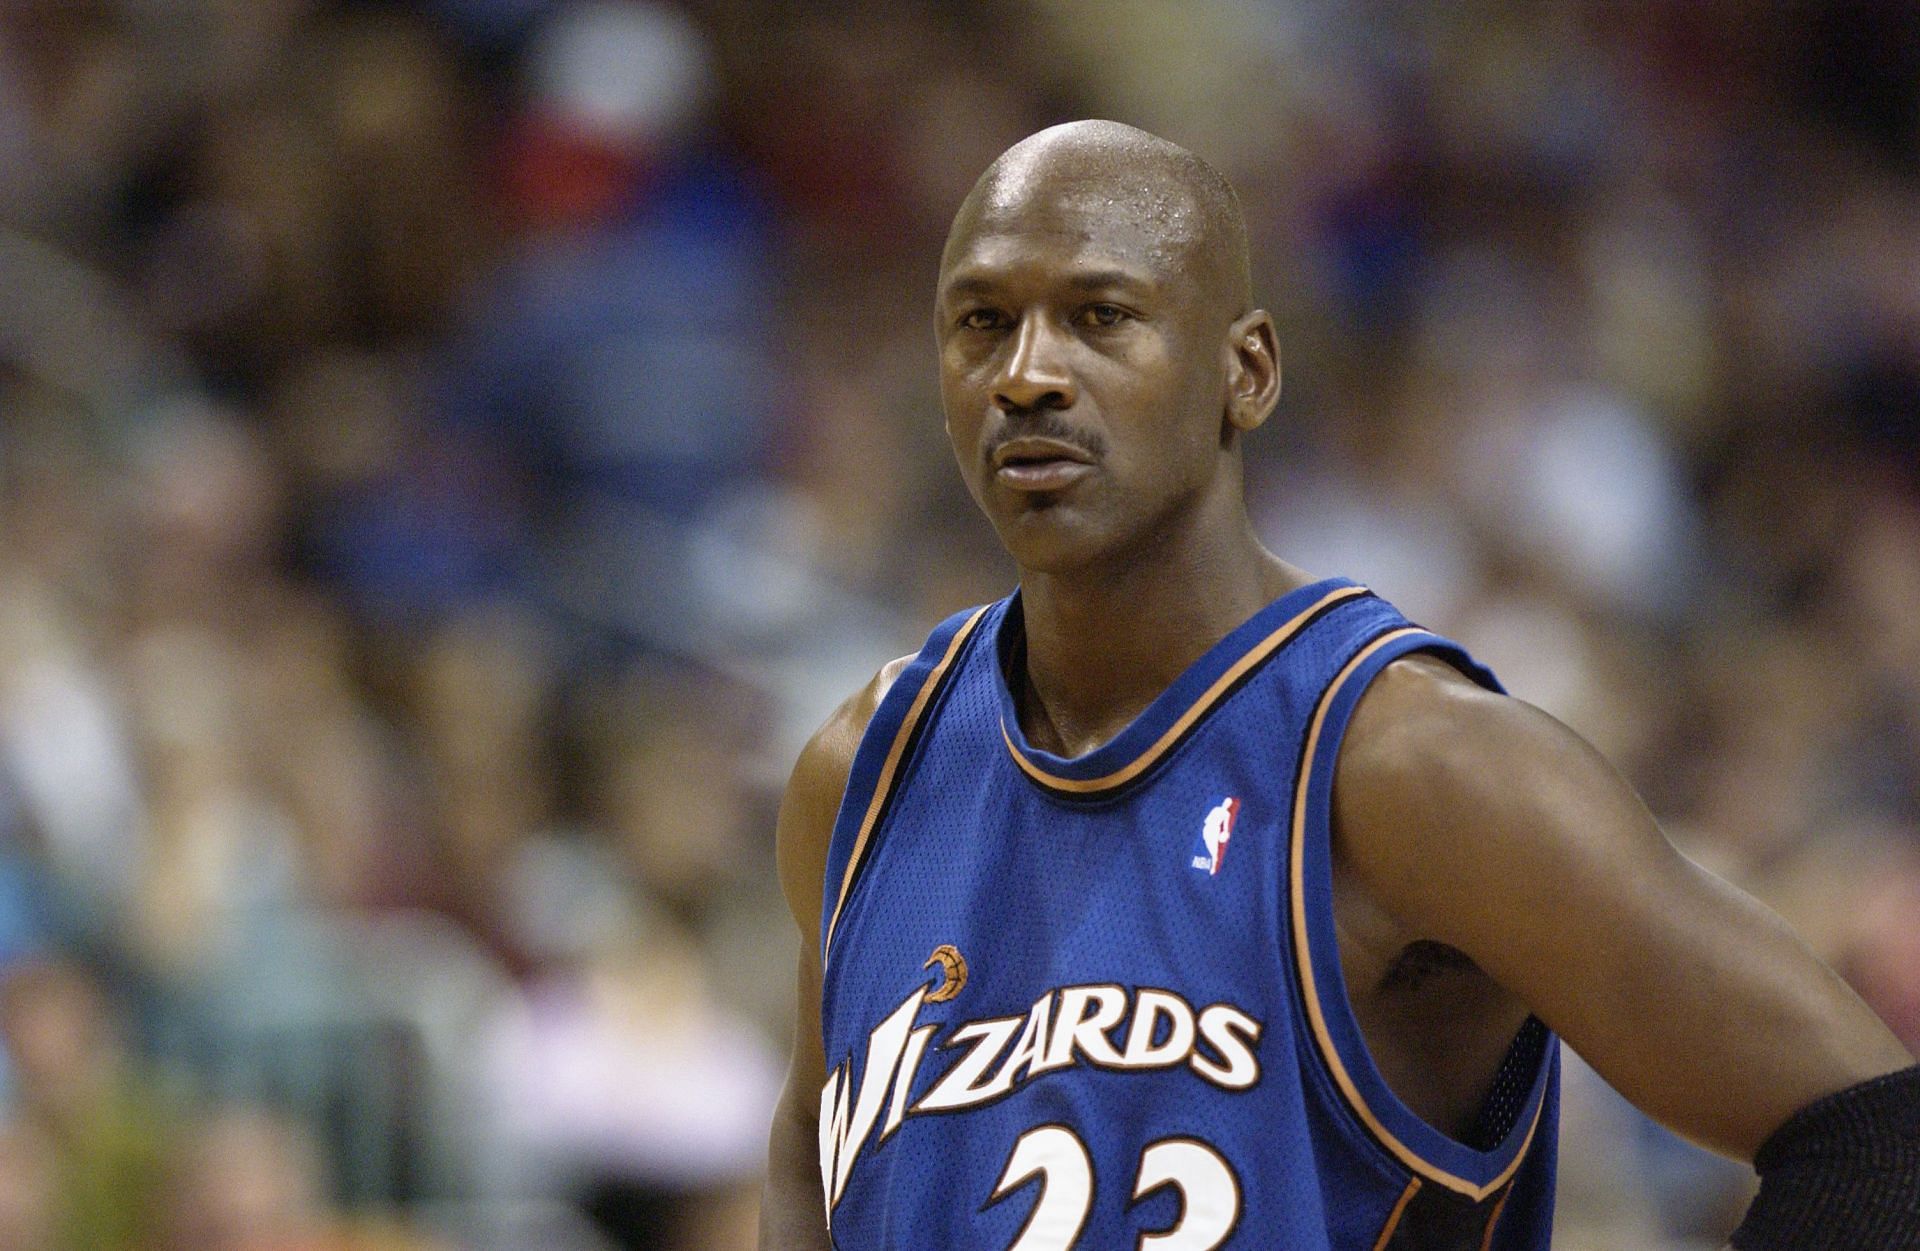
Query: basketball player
xmin=760 ymin=122 xmax=1919 ymax=1249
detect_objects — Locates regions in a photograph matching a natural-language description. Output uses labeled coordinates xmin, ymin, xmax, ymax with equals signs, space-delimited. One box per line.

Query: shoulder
xmin=1331 ymin=647 xmax=1669 ymax=945
xmin=774 ymin=655 xmax=916 ymax=941
xmin=1335 ymin=650 xmax=1598 ymax=813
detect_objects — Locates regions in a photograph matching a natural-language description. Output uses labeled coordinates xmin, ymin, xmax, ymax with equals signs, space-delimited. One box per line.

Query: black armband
xmin=1729 ymin=1064 xmax=1920 ymax=1250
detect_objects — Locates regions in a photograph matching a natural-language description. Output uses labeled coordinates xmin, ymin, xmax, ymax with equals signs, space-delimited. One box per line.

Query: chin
xmin=988 ymin=504 xmax=1126 ymax=576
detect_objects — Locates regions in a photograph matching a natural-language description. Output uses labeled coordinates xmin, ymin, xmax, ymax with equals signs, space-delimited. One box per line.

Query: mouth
xmin=990 ymin=437 xmax=1097 ymax=493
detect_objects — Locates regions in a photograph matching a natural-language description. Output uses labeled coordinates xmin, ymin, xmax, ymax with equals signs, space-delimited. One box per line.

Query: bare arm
xmin=762 ymin=946 xmax=829 ymax=1251
xmin=1334 ymin=655 xmax=1914 ymax=1162
xmin=760 ymin=659 xmax=911 ymax=1251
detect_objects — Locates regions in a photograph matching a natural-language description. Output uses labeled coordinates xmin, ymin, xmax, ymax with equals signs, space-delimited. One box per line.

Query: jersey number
xmin=987 ymin=1125 xmax=1240 ymax=1250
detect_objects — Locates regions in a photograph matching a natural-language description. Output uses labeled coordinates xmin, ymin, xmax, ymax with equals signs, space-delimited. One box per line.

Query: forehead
xmin=939 ymin=178 xmax=1205 ymax=299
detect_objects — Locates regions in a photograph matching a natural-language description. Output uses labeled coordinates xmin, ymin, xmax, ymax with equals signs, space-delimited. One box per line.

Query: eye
xmin=959 ymin=308 xmax=1008 ymax=331
xmin=1079 ymin=303 xmax=1132 ymax=328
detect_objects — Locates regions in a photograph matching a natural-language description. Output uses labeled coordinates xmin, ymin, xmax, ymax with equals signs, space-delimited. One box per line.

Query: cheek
xmin=939 ymin=382 xmax=988 ymax=502
xmin=940 ymin=383 xmax=975 ymax=453
xmin=938 ymin=352 xmax=982 ymax=431
xmin=1130 ymin=355 xmax=1220 ymax=470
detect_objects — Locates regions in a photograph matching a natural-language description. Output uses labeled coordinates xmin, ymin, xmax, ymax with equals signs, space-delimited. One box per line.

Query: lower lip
xmin=996 ymin=460 xmax=1093 ymax=492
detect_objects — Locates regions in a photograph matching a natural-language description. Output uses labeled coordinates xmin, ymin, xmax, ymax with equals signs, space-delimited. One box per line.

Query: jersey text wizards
xmin=817 ymin=579 xmax=1560 ymax=1249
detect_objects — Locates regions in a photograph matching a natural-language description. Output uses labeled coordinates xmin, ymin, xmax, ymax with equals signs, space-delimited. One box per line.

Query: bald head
xmin=943 ymin=120 xmax=1251 ymax=318
xmin=934 ymin=122 xmax=1283 ymax=574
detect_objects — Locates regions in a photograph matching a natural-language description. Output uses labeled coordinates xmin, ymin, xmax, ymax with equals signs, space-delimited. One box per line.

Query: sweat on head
xmin=941 ymin=119 xmax=1253 ymax=329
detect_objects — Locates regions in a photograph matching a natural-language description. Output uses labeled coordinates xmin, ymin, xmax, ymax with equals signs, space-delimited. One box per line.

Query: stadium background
xmin=0 ymin=1 xmax=1916 ymax=1247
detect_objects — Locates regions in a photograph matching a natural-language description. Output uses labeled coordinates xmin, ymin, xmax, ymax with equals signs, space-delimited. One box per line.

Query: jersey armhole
xmin=1285 ymin=627 xmax=1558 ymax=1202
xmin=819 ymin=603 xmax=994 ymax=966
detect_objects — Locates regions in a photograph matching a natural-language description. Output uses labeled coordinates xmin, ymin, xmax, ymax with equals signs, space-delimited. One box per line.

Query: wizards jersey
xmin=817 ymin=578 xmax=1559 ymax=1249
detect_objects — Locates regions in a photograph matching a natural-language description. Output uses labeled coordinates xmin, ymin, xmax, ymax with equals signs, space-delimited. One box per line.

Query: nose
xmin=992 ymin=314 xmax=1077 ymax=414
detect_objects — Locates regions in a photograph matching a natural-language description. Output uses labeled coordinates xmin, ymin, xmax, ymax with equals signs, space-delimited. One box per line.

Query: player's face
xmin=936 ymin=190 xmax=1233 ymax=574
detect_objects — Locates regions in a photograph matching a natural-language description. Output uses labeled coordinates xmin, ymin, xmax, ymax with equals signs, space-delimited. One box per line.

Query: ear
xmin=1223 ymin=310 xmax=1280 ymax=434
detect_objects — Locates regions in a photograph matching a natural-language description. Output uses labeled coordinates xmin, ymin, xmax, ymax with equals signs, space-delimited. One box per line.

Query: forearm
xmin=760 ymin=1083 xmax=830 ymax=1251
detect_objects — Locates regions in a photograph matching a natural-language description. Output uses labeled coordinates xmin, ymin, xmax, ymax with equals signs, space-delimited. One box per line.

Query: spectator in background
xmin=0 ymin=959 xmax=176 ymax=1251
xmin=441 ymin=0 xmax=783 ymax=654
xmin=163 ymin=1104 xmax=452 ymax=1251
xmin=0 ymin=1120 xmax=57 ymax=1251
xmin=478 ymin=884 xmax=781 ymax=1250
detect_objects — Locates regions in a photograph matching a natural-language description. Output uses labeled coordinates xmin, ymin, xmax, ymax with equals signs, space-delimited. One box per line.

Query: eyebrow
xmin=940 ymin=268 xmax=1157 ymax=302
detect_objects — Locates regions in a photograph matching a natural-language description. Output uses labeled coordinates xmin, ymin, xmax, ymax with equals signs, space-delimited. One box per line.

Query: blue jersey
xmin=818 ymin=578 xmax=1559 ymax=1250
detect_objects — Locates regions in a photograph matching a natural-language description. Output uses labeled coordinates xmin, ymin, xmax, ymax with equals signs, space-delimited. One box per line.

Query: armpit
xmin=1379 ymin=939 xmax=1482 ymax=995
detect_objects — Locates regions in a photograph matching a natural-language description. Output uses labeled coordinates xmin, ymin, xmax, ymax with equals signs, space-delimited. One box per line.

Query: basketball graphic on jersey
xmin=923 ymin=943 xmax=968 ymax=1002
xmin=1191 ymin=796 xmax=1239 ymax=875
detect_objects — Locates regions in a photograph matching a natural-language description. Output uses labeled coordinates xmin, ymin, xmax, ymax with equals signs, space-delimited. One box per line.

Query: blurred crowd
xmin=0 ymin=0 xmax=1914 ymax=1247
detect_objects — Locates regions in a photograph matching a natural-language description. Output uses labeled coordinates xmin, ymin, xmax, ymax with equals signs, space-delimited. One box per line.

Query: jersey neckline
xmin=992 ymin=576 xmax=1371 ymax=799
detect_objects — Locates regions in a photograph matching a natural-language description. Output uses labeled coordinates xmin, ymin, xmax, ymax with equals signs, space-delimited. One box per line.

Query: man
xmin=760 ymin=121 xmax=1919 ymax=1249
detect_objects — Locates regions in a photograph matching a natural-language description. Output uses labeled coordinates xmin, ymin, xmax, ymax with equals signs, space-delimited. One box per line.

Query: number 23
xmin=988 ymin=1125 xmax=1241 ymax=1250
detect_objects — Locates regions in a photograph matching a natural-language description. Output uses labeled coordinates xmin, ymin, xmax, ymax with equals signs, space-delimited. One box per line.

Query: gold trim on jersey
xmin=1478 ymin=1184 xmax=1514 ymax=1250
xmin=824 ymin=606 xmax=990 ymax=963
xmin=1370 ymin=1176 xmax=1422 ymax=1251
xmin=1000 ymin=584 xmax=1372 ymax=794
xmin=1289 ymin=627 xmax=1546 ymax=1201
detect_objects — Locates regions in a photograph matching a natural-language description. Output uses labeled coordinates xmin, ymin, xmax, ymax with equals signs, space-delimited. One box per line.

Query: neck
xmin=1013 ymin=496 xmax=1311 ymax=757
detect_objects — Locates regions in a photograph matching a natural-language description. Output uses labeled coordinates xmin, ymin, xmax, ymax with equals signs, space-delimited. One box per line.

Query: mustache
xmin=984 ymin=413 xmax=1108 ymax=461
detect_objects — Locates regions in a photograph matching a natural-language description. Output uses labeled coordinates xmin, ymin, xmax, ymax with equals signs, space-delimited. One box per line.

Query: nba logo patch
xmin=1190 ymin=797 xmax=1239 ymax=876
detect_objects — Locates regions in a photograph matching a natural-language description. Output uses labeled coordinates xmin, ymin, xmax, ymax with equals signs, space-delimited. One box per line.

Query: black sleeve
xmin=1729 ymin=1064 xmax=1920 ymax=1251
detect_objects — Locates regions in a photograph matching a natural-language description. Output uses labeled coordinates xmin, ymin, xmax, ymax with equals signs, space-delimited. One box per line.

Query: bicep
xmin=1336 ymin=662 xmax=1913 ymax=1160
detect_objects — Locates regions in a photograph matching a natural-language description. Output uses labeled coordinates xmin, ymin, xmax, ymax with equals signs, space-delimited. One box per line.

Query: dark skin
xmin=760 ymin=121 xmax=1915 ymax=1249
